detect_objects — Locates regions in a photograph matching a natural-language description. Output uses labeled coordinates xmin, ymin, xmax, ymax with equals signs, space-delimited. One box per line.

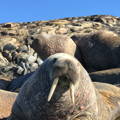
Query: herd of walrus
xmin=1 ymin=30 xmax=120 ymax=120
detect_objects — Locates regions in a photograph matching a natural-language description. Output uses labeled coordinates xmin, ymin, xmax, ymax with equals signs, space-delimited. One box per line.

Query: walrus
xmin=30 ymin=32 xmax=78 ymax=60
xmin=0 ymin=89 xmax=17 ymax=120
xmin=90 ymin=68 xmax=120 ymax=84
xmin=8 ymin=53 xmax=120 ymax=120
xmin=72 ymin=30 xmax=120 ymax=72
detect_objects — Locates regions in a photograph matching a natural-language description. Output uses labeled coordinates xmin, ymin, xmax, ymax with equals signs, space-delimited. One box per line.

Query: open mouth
xmin=47 ymin=77 xmax=75 ymax=104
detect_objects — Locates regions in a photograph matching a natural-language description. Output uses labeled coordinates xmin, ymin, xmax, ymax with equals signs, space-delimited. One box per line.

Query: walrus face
xmin=47 ymin=57 xmax=80 ymax=104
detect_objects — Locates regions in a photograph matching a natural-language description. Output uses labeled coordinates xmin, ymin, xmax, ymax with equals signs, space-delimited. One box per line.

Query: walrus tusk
xmin=48 ymin=77 xmax=59 ymax=102
xmin=48 ymin=78 xmax=75 ymax=104
xmin=70 ymin=83 xmax=75 ymax=104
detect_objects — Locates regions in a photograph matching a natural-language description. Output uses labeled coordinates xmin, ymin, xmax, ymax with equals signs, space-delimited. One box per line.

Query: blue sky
xmin=0 ymin=0 xmax=120 ymax=23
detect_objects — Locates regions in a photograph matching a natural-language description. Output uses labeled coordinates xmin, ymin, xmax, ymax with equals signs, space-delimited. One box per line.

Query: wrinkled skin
xmin=8 ymin=53 xmax=120 ymax=120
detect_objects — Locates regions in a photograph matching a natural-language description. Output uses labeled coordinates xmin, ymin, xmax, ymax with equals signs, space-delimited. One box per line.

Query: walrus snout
xmin=48 ymin=58 xmax=76 ymax=104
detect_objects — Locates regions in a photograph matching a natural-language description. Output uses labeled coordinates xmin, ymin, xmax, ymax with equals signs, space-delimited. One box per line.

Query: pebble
xmin=2 ymin=51 xmax=12 ymax=61
xmin=3 ymin=43 xmax=16 ymax=51
xmin=0 ymin=31 xmax=8 ymax=36
xmin=21 ymin=62 xmax=28 ymax=75
xmin=36 ymin=57 xmax=43 ymax=65
xmin=30 ymin=63 xmax=38 ymax=72
xmin=2 ymin=23 xmax=12 ymax=28
xmin=27 ymin=55 xmax=37 ymax=64
xmin=17 ymin=45 xmax=28 ymax=53
xmin=0 ymin=53 xmax=9 ymax=66
xmin=17 ymin=66 xmax=24 ymax=75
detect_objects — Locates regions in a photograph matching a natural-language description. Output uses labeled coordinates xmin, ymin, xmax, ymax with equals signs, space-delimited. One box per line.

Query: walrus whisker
xmin=48 ymin=77 xmax=59 ymax=102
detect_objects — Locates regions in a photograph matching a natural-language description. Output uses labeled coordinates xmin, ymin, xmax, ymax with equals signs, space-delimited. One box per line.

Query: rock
xmin=3 ymin=44 xmax=16 ymax=51
xmin=0 ymin=53 xmax=9 ymax=66
xmin=27 ymin=55 xmax=37 ymax=64
xmin=18 ymin=28 xmax=29 ymax=36
xmin=55 ymin=26 xmax=69 ymax=34
xmin=16 ymin=45 xmax=28 ymax=53
xmin=2 ymin=23 xmax=19 ymax=28
xmin=29 ymin=63 xmax=38 ymax=72
xmin=20 ymin=62 xmax=28 ymax=75
xmin=0 ymin=65 xmax=16 ymax=80
xmin=14 ymin=53 xmax=27 ymax=64
xmin=16 ymin=66 xmax=24 ymax=75
xmin=0 ymin=37 xmax=18 ymax=47
xmin=0 ymin=31 xmax=8 ymax=36
xmin=90 ymin=15 xmax=118 ymax=26
xmin=36 ymin=57 xmax=43 ymax=65
xmin=2 ymin=51 xmax=12 ymax=62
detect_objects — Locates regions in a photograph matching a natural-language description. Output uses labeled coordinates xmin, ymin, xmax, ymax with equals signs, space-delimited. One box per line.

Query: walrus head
xmin=47 ymin=55 xmax=81 ymax=104
xmin=43 ymin=53 xmax=96 ymax=108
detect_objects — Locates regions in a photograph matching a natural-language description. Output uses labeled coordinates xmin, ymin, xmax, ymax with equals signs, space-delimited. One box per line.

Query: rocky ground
xmin=0 ymin=15 xmax=120 ymax=83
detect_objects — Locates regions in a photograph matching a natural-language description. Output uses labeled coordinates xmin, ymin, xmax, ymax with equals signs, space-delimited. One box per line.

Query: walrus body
xmin=0 ymin=89 xmax=17 ymax=119
xmin=31 ymin=32 xmax=77 ymax=60
xmin=7 ymin=72 xmax=33 ymax=92
xmin=72 ymin=30 xmax=120 ymax=72
xmin=90 ymin=68 xmax=120 ymax=84
xmin=9 ymin=53 xmax=120 ymax=120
